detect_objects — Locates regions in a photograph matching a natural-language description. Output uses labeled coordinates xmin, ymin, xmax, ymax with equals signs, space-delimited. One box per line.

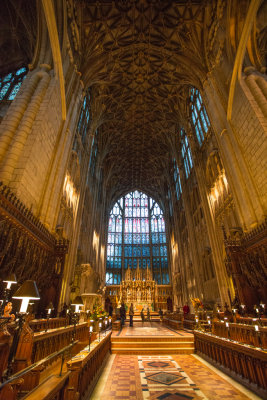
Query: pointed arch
xmin=106 ymin=190 xmax=169 ymax=285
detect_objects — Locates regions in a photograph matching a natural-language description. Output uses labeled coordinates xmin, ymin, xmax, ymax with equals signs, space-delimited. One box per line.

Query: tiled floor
xmin=96 ymin=354 xmax=258 ymax=400
xmin=91 ymin=323 xmax=260 ymax=400
xmin=118 ymin=322 xmax=193 ymax=337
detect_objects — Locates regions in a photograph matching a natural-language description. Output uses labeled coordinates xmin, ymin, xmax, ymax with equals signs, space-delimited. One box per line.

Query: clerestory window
xmin=0 ymin=67 xmax=27 ymax=101
xmin=190 ymin=87 xmax=210 ymax=146
xmin=181 ymin=129 xmax=193 ymax=179
xmin=173 ymin=159 xmax=182 ymax=200
xmin=77 ymin=88 xmax=91 ymax=144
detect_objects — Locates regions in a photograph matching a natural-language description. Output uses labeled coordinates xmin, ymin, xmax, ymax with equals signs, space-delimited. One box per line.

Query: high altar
xmin=119 ymin=264 xmax=157 ymax=311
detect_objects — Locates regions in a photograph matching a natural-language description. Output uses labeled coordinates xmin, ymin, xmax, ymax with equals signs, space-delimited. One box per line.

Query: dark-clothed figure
xmin=120 ymin=303 xmax=126 ymax=326
xmin=183 ymin=304 xmax=190 ymax=316
xmin=108 ymin=304 xmax=113 ymax=317
xmin=147 ymin=307 xmax=150 ymax=322
xmin=141 ymin=308 xmax=145 ymax=323
xmin=129 ymin=303 xmax=134 ymax=327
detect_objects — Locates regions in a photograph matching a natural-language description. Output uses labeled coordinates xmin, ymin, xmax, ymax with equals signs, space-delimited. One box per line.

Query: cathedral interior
xmin=0 ymin=1 xmax=266 ymax=399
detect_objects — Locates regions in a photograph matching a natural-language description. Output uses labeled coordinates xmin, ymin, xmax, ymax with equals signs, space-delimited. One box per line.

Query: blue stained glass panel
xmin=106 ymin=191 xmax=169 ymax=284
xmin=190 ymin=87 xmax=210 ymax=146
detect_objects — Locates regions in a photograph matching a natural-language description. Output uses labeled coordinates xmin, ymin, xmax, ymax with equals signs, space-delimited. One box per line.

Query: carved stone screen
xmin=106 ymin=190 xmax=169 ymax=285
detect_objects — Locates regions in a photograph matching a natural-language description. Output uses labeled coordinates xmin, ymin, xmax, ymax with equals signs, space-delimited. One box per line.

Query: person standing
xmin=147 ymin=306 xmax=150 ymax=322
xmin=120 ymin=302 xmax=126 ymax=327
xmin=129 ymin=303 xmax=134 ymax=327
xmin=141 ymin=308 xmax=145 ymax=323
xmin=159 ymin=307 xmax=163 ymax=321
xmin=108 ymin=303 xmax=113 ymax=317
xmin=183 ymin=303 xmax=190 ymax=317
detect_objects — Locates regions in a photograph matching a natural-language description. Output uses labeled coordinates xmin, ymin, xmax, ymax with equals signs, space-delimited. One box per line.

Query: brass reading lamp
xmin=70 ymin=296 xmax=84 ymax=341
xmin=45 ymin=301 xmax=54 ymax=332
xmin=12 ymin=280 xmax=40 ymax=313
xmin=4 ymin=280 xmax=40 ymax=378
xmin=46 ymin=301 xmax=54 ymax=315
xmin=71 ymin=296 xmax=84 ymax=313
xmin=3 ymin=274 xmax=17 ymax=290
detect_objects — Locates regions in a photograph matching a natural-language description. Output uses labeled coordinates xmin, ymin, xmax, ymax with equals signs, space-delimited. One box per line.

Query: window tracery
xmin=77 ymin=88 xmax=91 ymax=144
xmin=190 ymin=87 xmax=210 ymax=146
xmin=89 ymin=129 xmax=98 ymax=177
xmin=106 ymin=190 xmax=169 ymax=285
xmin=181 ymin=129 xmax=193 ymax=179
xmin=0 ymin=67 xmax=27 ymax=101
xmin=174 ymin=159 xmax=182 ymax=200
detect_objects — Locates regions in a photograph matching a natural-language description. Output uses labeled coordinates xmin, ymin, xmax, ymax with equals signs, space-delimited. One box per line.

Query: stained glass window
xmin=190 ymin=87 xmax=210 ymax=146
xmin=106 ymin=199 xmax=123 ymax=285
xmin=181 ymin=129 xmax=193 ymax=179
xmin=89 ymin=129 xmax=98 ymax=177
xmin=77 ymin=88 xmax=91 ymax=144
xmin=173 ymin=160 xmax=182 ymax=200
xmin=0 ymin=67 xmax=28 ymax=101
xmin=106 ymin=190 xmax=169 ymax=284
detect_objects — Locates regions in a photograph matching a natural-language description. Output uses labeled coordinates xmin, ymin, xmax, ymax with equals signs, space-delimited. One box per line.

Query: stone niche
xmin=80 ymin=263 xmax=103 ymax=311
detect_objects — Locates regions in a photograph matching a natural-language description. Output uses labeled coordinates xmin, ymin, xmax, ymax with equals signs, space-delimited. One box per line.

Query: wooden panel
xmin=194 ymin=331 xmax=267 ymax=396
xmin=213 ymin=321 xmax=267 ymax=348
xmin=0 ymin=183 xmax=68 ymax=313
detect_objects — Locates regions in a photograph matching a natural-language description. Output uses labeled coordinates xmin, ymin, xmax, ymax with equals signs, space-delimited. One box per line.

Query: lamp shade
xmin=46 ymin=302 xmax=54 ymax=311
xmin=71 ymin=296 xmax=83 ymax=306
xmin=12 ymin=280 xmax=40 ymax=300
xmin=3 ymin=273 xmax=17 ymax=284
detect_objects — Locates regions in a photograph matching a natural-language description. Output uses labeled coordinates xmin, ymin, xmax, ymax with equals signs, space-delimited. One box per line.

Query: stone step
xmin=111 ymin=336 xmax=194 ymax=343
xmin=111 ymin=347 xmax=194 ymax=355
xmin=111 ymin=341 xmax=194 ymax=349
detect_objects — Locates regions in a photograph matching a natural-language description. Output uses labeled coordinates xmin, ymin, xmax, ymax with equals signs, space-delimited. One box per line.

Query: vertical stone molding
xmin=244 ymin=69 xmax=267 ymax=118
xmin=0 ymin=64 xmax=51 ymax=184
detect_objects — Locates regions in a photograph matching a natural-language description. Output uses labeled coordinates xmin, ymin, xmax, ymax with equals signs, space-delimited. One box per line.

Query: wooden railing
xmin=0 ymin=327 xmax=12 ymax=381
xmin=213 ymin=321 xmax=267 ymax=348
xmin=66 ymin=331 xmax=111 ymax=399
xmin=23 ymin=322 xmax=89 ymax=366
xmin=25 ymin=371 xmax=71 ymax=400
xmin=236 ymin=316 xmax=267 ymax=326
xmin=7 ymin=331 xmax=112 ymax=400
xmin=29 ymin=318 xmax=68 ymax=333
xmin=163 ymin=313 xmax=183 ymax=330
xmin=183 ymin=313 xmax=196 ymax=330
xmin=195 ymin=331 xmax=267 ymax=398
xmin=0 ymin=341 xmax=78 ymax=400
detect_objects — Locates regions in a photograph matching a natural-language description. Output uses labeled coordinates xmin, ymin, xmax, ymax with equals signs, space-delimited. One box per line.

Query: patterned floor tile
xmin=97 ymin=323 xmax=255 ymax=400
xmin=138 ymin=356 xmax=207 ymax=399
xmin=143 ymin=360 xmax=176 ymax=369
xmin=145 ymin=371 xmax=186 ymax=385
xmin=149 ymin=389 xmax=200 ymax=399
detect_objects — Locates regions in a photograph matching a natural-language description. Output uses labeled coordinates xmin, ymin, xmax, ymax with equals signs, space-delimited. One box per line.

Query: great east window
xmin=106 ymin=190 xmax=169 ymax=285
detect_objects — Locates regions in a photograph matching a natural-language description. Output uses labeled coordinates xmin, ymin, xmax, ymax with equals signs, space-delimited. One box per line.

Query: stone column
xmin=187 ymin=138 xmax=232 ymax=306
xmin=0 ymin=64 xmax=51 ymax=184
xmin=203 ymin=74 xmax=263 ymax=229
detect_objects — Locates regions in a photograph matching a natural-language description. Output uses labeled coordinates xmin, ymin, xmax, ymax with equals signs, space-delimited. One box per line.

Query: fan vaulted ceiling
xmin=77 ymin=0 xmax=220 ymax=204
